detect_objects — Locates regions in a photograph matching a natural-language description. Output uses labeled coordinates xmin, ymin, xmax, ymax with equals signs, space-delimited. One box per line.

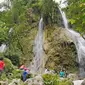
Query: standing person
xmin=0 ymin=57 xmax=5 ymax=76
xmin=59 ymin=69 xmax=65 ymax=78
xmin=22 ymin=68 xmax=28 ymax=82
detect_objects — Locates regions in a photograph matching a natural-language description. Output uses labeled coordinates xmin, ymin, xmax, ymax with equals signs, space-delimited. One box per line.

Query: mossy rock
xmin=44 ymin=26 xmax=78 ymax=72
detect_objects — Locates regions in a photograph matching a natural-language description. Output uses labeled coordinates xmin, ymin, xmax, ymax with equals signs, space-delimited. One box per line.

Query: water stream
xmin=33 ymin=17 xmax=44 ymax=73
xmin=0 ymin=0 xmax=12 ymax=53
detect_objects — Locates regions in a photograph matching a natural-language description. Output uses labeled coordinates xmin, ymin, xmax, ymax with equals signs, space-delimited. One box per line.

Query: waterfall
xmin=0 ymin=1 xmax=12 ymax=53
xmin=0 ymin=0 xmax=11 ymax=11
xmin=57 ymin=0 xmax=85 ymax=78
xmin=0 ymin=44 xmax=6 ymax=52
xmin=33 ymin=17 xmax=44 ymax=73
xmin=0 ymin=28 xmax=13 ymax=53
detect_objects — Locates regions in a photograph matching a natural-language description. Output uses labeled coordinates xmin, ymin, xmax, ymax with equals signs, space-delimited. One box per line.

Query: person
xmin=0 ymin=57 xmax=5 ymax=76
xmin=22 ymin=68 xmax=28 ymax=82
xmin=59 ymin=70 xmax=65 ymax=78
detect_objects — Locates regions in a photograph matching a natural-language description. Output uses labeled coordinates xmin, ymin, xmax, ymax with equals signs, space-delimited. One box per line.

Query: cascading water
xmin=0 ymin=0 xmax=11 ymax=11
xmin=0 ymin=44 xmax=6 ymax=52
xmin=0 ymin=28 xmax=13 ymax=53
xmin=56 ymin=0 xmax=85 ymax=78
xmin=33 ymin=17 xmax=44 ymax=73
xmin=0 ymin=0 xmax=12 ymax=53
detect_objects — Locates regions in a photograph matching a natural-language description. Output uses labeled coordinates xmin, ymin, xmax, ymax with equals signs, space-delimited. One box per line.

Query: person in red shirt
xmin=0 ymin=57 xmax=5 ymax=76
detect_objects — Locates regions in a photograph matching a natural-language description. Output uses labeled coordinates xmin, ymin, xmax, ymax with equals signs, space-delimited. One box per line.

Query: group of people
xmin=0 ymin=57 xmax=30 ymax=81
xmin=0 ymin=57 xmax=67 ymax=81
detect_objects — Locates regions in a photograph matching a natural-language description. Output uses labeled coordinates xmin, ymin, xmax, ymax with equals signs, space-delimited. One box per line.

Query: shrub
xmin=59 ymin=79 xmax=73 ymax=85
xmin=5 ymin=54 xmax=20 ymax=66
xmin=0 ymin=72 xmax=8 ymax=81
xmin=4 ymin=58 xmax=14 ymax=73
xmin=12 ymin=69 xmax=23 ymax=79
xmin=42 ymin=74 xmax=59 ymax=85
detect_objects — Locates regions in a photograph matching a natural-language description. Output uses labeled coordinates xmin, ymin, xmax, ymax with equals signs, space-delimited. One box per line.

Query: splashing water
xmin=33 ymin=17 xmax=44 ymax=73
xmin=73 ymin=80 xmax=84 ymax=85
xmin=0 ymin=44 xmax=6 ymax=52
xmin=58 ymin=0 xmax=85 ymax=77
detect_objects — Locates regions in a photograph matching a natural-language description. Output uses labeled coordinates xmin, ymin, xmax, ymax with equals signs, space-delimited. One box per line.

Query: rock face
xmin=43 ymin=25 xmax=77 ymax=72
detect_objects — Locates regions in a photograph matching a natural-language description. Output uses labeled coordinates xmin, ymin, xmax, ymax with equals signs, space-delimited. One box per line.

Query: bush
xmin=12 ymin=69 xmax=23 ymax=79
xmin=4 ymin=58 xmax=14 ymax=73
xmin=59 ymin=79 xmax=73 ymax=85
xmin=5 ymin=55 xmax=20 ymax=66
xmin=0 ymin=72 xmax=8 ymax=80
xmin=42 ymin=74 xmax=59 ymax=85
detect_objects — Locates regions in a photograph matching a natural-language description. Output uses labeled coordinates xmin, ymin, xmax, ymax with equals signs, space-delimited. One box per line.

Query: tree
xmin=42 ymin=0 xmax=56 ymax=25
xmin=0 ymin=21 xmax=9 ymax=44
xmin=66 ymin=0 xmax=85 ymax=34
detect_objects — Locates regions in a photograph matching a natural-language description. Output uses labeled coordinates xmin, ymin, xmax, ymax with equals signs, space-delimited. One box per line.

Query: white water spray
xmin=0 ymin=44 xmax=6 ymax=52
xmin=73 ymin=80 xmax=84 ymax=85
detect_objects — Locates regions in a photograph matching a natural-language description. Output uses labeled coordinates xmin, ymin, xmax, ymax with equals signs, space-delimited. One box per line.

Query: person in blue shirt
xmin=59 ymin=70 xmax=65 ymax=78
xmin=22 ymin=69 xmax=28 ymax=81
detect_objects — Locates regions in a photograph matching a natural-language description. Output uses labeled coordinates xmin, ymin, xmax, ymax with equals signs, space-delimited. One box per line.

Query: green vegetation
xmin=42 ymin=74 xmax=73 ymax=85
xmin=44 ymin=26 xmax=77 ymax=72
xmin=0 ymin=0 xmax=60 ymax=66
xmin=66 ymin=0 xmax=85 ymax=34
xmin=42 ymin=74 xmax=59 ymax=85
